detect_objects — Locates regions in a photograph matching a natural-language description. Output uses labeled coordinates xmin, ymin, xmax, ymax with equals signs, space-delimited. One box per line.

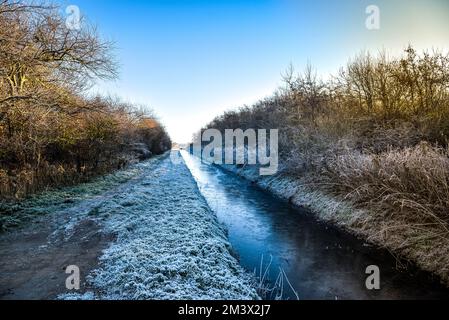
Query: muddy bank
xmin=0 ymin=218 xmax=114 ymax=299
xmin=217 ymin=163 xmax=449 ymax=288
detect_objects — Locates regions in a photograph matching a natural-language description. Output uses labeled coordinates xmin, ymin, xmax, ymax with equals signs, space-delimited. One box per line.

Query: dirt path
xmin=0 ymin=159 xmax=146 ymax=300
xmin=0 ymin=153 xmax=258 ymax=300
xmin=0 ymin=218 xmax=114 ymax=299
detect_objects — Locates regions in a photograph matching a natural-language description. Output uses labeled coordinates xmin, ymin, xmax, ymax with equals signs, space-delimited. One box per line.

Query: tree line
xmin=204 ymin=47 xmax=449 ymax=155
xmin=0 ymin=1 xmax=171 ymax=199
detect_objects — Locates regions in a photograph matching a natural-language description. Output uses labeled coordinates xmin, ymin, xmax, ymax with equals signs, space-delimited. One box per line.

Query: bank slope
xmin=63 ymin=153 xmax=258 ymax=300
xmin=218 ymin=162 xmax=449 ymax=288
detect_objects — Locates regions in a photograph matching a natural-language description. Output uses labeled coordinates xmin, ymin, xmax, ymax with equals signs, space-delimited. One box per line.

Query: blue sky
xmin=55 ymin=0 xmax=449 ymax=143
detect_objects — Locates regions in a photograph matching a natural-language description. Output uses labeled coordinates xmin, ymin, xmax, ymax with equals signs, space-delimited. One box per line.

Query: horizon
xmin=54 ymin=0 xmax=449 ymax=143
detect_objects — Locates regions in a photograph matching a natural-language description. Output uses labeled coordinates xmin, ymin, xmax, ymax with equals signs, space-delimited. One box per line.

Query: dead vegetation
xmin=0 ymin=1 xmax=171 ymax=200
xmin=202 ymin=47 xmax=449 ymax=284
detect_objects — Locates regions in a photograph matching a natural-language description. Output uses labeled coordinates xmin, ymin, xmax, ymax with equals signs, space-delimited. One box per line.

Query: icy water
xmin=181 ymin=151 xmax=449 ymax=300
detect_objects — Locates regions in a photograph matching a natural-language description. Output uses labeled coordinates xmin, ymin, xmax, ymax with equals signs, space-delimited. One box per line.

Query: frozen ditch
xmin=181 ymin=151 xmax=449 ymax=300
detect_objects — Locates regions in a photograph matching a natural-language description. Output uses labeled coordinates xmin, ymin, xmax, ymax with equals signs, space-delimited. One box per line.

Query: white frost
xmin=61 ymin=154 xmax=259 ymax=300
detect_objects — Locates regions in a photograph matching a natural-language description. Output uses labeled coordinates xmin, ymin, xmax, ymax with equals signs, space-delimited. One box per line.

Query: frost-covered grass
xmin=61 ymin=154 xmax=259 ymax=300
xmin=0 ymin=157 xmax=149 ymax=232
xmin=4 ymin=152 xmax=258 ymax=300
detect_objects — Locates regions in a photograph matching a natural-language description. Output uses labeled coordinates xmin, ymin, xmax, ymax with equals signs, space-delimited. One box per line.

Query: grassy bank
xmin=199 ymin=47 xmax=449 ymax=286
xmin=0 ymin=153 xmax=259 ymax=299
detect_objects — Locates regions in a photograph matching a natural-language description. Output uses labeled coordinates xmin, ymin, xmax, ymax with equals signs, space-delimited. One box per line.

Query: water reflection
xmin=181 ymin=151 xmax=449 ymax=300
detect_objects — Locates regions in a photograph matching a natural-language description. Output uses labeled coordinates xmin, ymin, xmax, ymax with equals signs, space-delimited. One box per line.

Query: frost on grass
xmin=58 ymin=292 xmax=97 ymax=300
xmin=0 ymin=157 xmax=149 ymax=232
xmin=80 ymin=156 xmax=258 ymax=300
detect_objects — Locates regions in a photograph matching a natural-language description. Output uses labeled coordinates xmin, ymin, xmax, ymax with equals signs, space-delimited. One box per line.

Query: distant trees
xmin=0 ymin=1 xmax=171 ymax=199
xmin=203 ymin=46 xmax=449 ymax=162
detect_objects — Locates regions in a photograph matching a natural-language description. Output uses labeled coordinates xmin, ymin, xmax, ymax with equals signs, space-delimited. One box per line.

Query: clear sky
xmin=55 ymin=0 xmax=449 ymax=143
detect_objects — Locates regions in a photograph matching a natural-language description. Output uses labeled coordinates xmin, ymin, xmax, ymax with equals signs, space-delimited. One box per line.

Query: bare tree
xmin=0 ymin=0 xmax=116 ymax=101
xmin=282 ymin=63 xmax=327 ymax=125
